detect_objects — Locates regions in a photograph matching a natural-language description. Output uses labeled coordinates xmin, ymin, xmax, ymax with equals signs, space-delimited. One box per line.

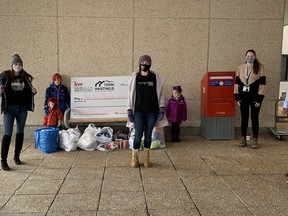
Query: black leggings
xmin=240 ymin=101 xmax=261 ymax=138
xmin=171 ymin=122 xmax=180 ymax=138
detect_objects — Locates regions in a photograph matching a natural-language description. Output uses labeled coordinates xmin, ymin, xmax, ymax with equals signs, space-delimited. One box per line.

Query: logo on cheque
xmin=95 ymin=80 xmax=114 ymax=91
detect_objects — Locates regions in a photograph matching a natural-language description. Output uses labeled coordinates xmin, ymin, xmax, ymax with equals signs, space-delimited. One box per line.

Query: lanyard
xmin=245 ymin=64 xmax=253 ymax=85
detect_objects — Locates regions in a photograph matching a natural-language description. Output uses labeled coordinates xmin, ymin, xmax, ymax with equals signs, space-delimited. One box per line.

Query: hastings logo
xmin=95 ymin=80 xmax=114 ymax=91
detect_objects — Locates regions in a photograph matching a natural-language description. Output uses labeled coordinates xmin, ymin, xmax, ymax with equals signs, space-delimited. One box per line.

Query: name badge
xmin=243 ymin=86 xmax=250 ymax=92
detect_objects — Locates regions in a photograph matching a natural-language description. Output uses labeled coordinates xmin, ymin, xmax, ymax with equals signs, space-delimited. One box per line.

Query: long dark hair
xmin=6 ymin=69 xmax=34 ymax=84
xmin=245 ymin=49 xmax=260 ymax=75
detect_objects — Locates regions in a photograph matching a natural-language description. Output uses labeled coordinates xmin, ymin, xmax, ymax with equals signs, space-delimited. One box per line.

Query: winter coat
xmin=126 ymin=71 xmax=168 ymax=128
xmin=0 ymin=70 xmax=36 ymax=114
xmin=44 ymin=83 xmax=70 ymax=115
xmin=166 ymin=95 xmax=187 ymax=124
xmin=43 ymin=105 xmax=63 ymax=127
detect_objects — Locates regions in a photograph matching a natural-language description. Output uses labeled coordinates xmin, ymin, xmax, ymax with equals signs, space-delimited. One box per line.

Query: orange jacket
xmin=43 ymin=106 xmax=63 ymax=127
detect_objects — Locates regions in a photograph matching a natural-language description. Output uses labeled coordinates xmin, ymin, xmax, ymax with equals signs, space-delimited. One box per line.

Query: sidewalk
xmin=0 ymin=132 xmax=288 ymax=215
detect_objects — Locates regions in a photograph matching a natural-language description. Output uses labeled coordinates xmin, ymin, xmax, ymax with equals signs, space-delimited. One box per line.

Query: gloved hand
xmin=157 ymin=107 xmax=165 ymax=121
xmin=127 ymin=109 xmax=134 ymax=122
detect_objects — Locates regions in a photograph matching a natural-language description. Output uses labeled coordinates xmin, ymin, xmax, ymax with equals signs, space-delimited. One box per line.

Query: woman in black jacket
xmin=0 ymin=53 xmax=37 ymax=171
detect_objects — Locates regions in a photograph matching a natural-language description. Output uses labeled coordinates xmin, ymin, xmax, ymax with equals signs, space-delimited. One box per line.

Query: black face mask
xmin=140 ymin=64 xmax=151 ymax=72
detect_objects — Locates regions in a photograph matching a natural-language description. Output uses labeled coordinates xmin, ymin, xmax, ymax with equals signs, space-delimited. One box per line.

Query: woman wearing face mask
xmin=0 ymin=53 xmax=37 ymax=171
xmin=234 ymin=49 xmax=266 ymax=149
xmin=127 ymin=55 xmax=168 ymax=168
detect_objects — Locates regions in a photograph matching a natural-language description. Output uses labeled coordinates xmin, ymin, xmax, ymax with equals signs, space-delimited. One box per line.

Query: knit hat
xmin=11 ymin=53 xmax=23 ymax=66
xmin=173 ymin=85 xmax=182 ymax=93
xmin=48 ymin=98 xmax=57 ymax=104
xmin=52 ymin=73 xmax=62 ymax=81
xmin=48 ymin=98 xmax=57 ymax=109
xmin=139 ymin=55 xmax=152 ymax=65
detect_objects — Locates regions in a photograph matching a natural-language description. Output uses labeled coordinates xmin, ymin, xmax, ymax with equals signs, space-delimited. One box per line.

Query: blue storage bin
xmin=34 ymin=127 xmax=59 ymax=154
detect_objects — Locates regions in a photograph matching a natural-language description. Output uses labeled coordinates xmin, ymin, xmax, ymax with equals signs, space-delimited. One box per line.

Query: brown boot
xmin=131 ymin=149 xmax=139 ymax=168
xmin=143 ymin=148 xmax=151 ymax=167
xmin=239 ymin=137 xmax=247 ymax=147
xmin=252 ymin=138 xmax=259 ymax=149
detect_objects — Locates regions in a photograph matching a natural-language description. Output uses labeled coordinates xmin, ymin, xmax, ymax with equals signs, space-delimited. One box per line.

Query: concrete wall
xmin=0 ymin=0 xmax=285 ymax=130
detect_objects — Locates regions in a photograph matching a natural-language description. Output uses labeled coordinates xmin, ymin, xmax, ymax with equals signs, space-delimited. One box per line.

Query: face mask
xmin=246 ymin=58 xmax=255 ymax=64
xmin=12 ymin=64 xmax=23 ymax=73
xmin=140 ymin=64 xmax=151 ymax=72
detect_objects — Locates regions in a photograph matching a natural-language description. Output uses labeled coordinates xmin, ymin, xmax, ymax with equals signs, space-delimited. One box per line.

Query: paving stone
xmin=99 ymin=191 xmax=145 ymax=210
xmin=50 ymin=193 xmax=99 ymax=212
xmin=1 ymin=194 xmax=54 ymax=213
xmin=145 ymin=190 xmax=195 ymax=209
xmin=16 ymin=179 xmax=63 ymax=195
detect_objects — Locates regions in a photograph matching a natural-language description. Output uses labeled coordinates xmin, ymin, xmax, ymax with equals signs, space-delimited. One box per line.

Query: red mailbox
xmin=200 ymin=71 xmax=236 ymax=140
xmin=201 ymin=71 xmax=235 ymax=116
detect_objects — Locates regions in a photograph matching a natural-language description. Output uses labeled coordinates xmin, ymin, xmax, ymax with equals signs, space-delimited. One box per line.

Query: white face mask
xmin=12 ymin=63 xmax=23 ymax=73
xmin=246 ymin=57 xmax=255 ymax=64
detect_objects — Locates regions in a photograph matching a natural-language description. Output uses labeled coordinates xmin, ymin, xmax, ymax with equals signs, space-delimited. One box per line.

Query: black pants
xmin=240 ymin=100 xmax=261 ymax=138
xmin=171 ymin=122 xmax=180 ymax=139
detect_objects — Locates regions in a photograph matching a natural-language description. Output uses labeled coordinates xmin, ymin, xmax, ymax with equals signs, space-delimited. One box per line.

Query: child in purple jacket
xmin=166 ymin=86 xmax=187 ymax=142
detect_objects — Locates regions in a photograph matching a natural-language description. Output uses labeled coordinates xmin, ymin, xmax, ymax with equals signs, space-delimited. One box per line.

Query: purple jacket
xmin=166 ymin=95 xmax=187 ymax=124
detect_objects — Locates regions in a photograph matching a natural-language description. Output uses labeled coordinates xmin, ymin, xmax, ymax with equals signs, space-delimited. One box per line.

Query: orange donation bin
xmin=201 ymin=71 xmax=235 ymax=139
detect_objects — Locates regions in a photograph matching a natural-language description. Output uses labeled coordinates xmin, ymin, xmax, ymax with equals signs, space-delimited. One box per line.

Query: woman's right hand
xmin=0 ymin=85 xmax=4 ymax=94
xmin=237 ymin=100 xmax=241 ymax=106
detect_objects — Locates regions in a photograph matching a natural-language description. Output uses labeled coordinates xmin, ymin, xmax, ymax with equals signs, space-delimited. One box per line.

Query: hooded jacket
xmin=43 ymin=99 xmax=63 ymax=127
xmin=166 ymin=95 xmax=187 ymax=124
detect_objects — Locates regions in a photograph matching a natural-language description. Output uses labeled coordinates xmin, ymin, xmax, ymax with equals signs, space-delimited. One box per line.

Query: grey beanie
xmin=139 ymin=55 xmax=152 ymax=65
xmin=11 ymin=53 xmax=23 ymax=66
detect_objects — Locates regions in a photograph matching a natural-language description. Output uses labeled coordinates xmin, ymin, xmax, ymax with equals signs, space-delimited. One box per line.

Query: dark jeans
xmin=133 ymin=112 xmax=158 ymax=149
xmin=240 ymin=101 xmax=261 ymax=138
xmin=3 ymin=105 xmax=28 ymax=135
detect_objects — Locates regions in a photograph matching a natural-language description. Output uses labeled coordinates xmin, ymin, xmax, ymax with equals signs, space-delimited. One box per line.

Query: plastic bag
xmin=151 ymin=127 xmax=166 ymax=149
xmin=128 ymin=127 xmax=166 ymax=149
xmin=84 ymin=123 xmax=101 ymax=135
xmin=34 ymin=127 xmax=59 ymax=154
xmin=59 ymin=126 xmax=81 ymax=152
xmin=96 ymin=127 xmax=113 ymax=144
xmin=77 ymin=124 xmax=101 ymax=151
xmin=96 ymin=141 xmax=118 ymax=152
xmin=128 ymin=128 xmax=144 ymax=150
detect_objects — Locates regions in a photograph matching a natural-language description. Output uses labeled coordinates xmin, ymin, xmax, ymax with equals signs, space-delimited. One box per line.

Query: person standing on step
xmin=166 ymin=85 xmax=187 ymax=142
xmin=234 ymin=49 xmax=266 ymax=149
xmin=127 ymin=55 xmax=168 ymax=168
xmin=0 ymin=53 xmax=37 ymax=171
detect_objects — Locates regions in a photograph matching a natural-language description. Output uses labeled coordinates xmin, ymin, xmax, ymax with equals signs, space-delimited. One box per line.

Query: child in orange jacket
xmin=43 ymin=98 xmax=63 ymax=128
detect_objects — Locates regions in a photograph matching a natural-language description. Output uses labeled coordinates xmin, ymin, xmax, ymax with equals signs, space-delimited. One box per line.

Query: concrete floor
xmin=0 ymin=131 xmax=288 ymax=215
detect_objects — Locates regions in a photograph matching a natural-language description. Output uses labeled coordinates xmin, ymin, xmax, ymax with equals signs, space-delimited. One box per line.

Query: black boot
xmin=14 ymin=133 xmax=24 ymax=165
xmin=1 ymin=135 xmax=12 ymax=171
